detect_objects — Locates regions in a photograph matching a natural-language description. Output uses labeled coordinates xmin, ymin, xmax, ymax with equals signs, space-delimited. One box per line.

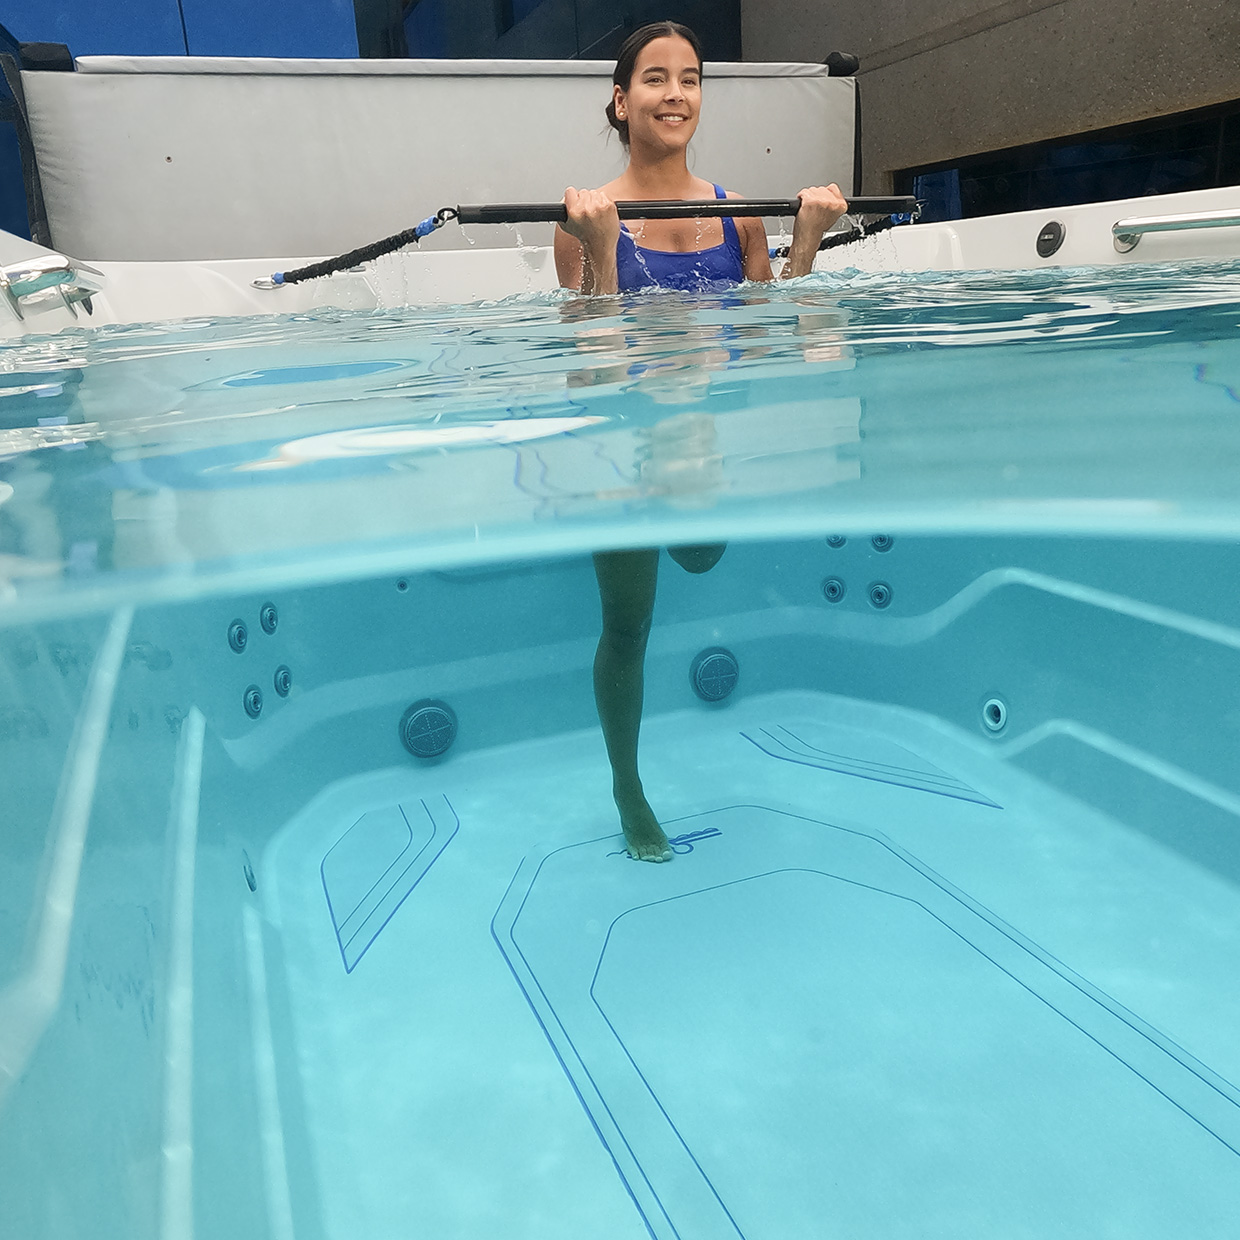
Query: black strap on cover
xmin=19 ymin=43 xmax=74 ymax=72
xmin=852 ymin=79 xmax=863 ymax=198
xmin=0 ymin=53 xmax=52 ymax=246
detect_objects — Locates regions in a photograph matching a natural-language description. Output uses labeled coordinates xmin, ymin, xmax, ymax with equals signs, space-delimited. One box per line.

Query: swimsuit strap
xmin=713 ymin=184 xmax=741 ymax=250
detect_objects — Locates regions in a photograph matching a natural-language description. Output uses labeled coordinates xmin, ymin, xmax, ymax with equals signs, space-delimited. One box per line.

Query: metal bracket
xmin=0 ymin=254 xmax=104 ymax=321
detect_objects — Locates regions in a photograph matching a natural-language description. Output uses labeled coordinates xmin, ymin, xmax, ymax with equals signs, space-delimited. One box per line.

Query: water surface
xmin=2 ymin=260 xmax=1239 ymax=621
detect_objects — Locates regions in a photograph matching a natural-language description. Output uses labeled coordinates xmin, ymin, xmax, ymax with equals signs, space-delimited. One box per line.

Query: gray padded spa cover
xmin=22 ymin=57 xmax=856 ymax=262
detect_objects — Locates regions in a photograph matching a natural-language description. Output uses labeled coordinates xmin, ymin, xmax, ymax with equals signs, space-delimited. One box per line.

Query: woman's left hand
xmin=782 ymin=183 xmax=849 ymax=278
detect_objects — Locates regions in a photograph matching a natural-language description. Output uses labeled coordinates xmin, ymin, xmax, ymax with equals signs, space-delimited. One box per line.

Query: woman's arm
xmin=557 ymin=187 xmax=621 ymax=294
xmin=779 ymin=184 xmax=849 ymax=279
xmin=729 ymin=186 xmax=847 ymax=282
xmin=554 ymin=226 xmax=585 ymax=290
xmin=728 ymin=194 xmax=775 ymax=282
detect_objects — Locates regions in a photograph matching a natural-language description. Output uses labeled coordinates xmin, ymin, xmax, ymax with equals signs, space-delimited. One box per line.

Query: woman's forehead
xmin=632 ymin=36 xmax=700 ymax=75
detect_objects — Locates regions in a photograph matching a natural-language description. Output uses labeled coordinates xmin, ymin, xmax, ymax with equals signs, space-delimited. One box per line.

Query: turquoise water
xmin=3 ymin=263 xmax=1240 ymax=1239
xmin=2 ymin=261 xmax=1240 ymax=619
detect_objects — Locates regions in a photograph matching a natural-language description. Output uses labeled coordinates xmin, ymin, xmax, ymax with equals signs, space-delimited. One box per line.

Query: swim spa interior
xmin=3 ymin=266 xmax=1240 ymax=1238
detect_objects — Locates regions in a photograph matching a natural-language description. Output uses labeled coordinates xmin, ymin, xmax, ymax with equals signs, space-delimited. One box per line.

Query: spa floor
xmin=260 ymin=690 xmax=1240 ymax=1240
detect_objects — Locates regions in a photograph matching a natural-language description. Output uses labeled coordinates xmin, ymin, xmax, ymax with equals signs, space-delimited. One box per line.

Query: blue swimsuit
xmin=615 ymin=183 xmax=745 ymax=292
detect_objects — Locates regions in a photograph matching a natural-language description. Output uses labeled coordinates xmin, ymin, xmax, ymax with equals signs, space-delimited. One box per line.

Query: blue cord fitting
xmin=272 ymin=272 xmax=285 ymax=285
xmin=413 ymin=214 xmax=441 ymax=240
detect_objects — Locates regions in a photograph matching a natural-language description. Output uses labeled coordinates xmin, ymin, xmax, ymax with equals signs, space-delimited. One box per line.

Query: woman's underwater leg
xmin=592 ymin=548 xmax=672 ymax=862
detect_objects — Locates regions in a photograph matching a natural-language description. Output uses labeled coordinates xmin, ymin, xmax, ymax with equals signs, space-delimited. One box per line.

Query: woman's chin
xmin=638 ymin=132 xmax=694 ymax=157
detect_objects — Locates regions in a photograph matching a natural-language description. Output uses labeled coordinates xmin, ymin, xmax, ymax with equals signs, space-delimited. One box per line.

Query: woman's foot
xmin=615 ymin=787 xmax=672 ymax=862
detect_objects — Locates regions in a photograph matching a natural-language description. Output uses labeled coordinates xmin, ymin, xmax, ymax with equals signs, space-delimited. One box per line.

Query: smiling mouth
xmin=655 ymin=114 xmax=688 ymax=123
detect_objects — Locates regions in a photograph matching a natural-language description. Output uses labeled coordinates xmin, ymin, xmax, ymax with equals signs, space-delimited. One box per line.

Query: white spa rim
xmin=1 ymin=183 xmax=1239 ymax=338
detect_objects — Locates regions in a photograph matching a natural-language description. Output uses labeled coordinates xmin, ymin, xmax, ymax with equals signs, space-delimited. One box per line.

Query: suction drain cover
xmin=690 ymin=647 xmax=739 ymax=702
xmin=400 ymin=700 xmax=458 ymax=758
xmin=1036 ymin=220 xmax=1065 ymax=257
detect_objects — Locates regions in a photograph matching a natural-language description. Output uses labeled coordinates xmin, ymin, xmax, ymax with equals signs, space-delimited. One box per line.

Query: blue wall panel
xmin=0 ymin=1 xmax=187 ymax=55
xmin=180 ymin=0 xmax=357 ymax=58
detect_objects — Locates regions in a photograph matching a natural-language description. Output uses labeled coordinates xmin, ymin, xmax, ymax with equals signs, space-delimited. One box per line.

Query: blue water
xmin=2 ymin=261 xmax=1239 ymax=621
xmin=3 ymin=263 xmax=1240 ymax=1239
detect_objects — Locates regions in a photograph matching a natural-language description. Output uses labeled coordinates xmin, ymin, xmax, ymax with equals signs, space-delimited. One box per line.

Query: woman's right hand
xmin=560 ymin=187 xmax=621 ymax=294
xmin=562 ymin=187 xmax=621 ymax=256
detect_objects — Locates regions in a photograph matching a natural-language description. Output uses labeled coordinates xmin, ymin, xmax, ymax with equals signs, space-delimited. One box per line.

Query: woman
xmin=556 ymin=21 xmax=848 ymax=862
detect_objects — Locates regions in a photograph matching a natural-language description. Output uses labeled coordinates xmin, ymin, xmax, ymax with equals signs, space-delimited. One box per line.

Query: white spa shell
xmin=1 ymin=55 xmax=1239 ymax=334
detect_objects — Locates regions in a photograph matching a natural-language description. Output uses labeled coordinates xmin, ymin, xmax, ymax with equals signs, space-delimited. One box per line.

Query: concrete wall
xmin=742 ymin=0 xmax=1240 ymax=192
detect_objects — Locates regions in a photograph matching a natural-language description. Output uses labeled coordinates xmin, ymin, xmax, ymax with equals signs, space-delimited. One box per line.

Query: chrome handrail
xmin=1113 ymin=208 xmax=1240 ymax=253
xmin=0 ymin=254 xmax=105 ymax=320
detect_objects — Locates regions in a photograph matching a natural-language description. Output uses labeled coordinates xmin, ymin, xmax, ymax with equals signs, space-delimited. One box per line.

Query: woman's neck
xmin=618 ymin=145 xmax=700 ymax=199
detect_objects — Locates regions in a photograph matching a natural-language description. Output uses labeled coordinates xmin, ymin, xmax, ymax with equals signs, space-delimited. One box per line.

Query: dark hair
xmin=606 ymin=22 xmax=704 ymax=148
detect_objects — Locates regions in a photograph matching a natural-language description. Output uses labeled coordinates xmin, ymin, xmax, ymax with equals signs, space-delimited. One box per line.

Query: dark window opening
xmin=495 ymin=0 xmax=544 ymax=36
xmin=356 ymin=0 xmax=409 ymax=57
xmin=897 ymin=99 xmax=1240 ymax=223
xmin=411 ymin=1 xmax=740 ymax=62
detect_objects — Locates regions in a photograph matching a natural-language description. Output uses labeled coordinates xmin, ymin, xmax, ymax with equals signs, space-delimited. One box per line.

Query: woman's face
xmin=615 ymin=36 xmax=702 ymax=155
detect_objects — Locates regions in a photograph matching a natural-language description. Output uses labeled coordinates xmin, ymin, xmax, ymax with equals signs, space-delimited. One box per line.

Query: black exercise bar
xmin=455 ymin=196 xmax=918 ymax=225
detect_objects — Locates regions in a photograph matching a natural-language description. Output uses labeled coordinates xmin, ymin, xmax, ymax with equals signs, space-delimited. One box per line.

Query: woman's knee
xmin=599 ymin=610 xmax=652 ymax=657
xmin=668 ymin=542 xmax=726 ymax=574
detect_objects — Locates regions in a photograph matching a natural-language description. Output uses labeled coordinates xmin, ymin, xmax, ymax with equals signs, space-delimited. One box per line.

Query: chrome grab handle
xmin=1113 ymin=208 xmax=1240 ymax=253
xmin=0 ymin=254 xmax=105 ymax=320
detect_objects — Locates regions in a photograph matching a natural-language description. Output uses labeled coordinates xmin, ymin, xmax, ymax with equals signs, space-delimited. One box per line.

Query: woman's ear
xmin=613 ymin=83 xmax=626 ymax=120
